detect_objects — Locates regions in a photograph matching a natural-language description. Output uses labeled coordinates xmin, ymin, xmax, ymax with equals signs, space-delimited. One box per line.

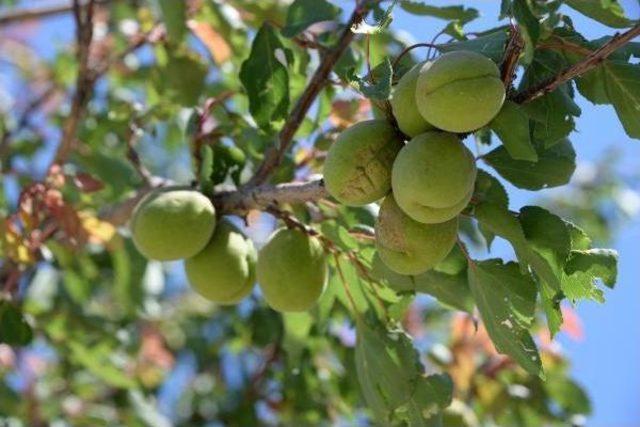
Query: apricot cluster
xmin=324 ymin=50 xmax=506 ymax=275
xmin=131 ymin=189 xmax=327 ymax=312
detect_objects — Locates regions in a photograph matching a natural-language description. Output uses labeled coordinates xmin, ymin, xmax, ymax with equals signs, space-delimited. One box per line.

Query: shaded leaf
xmin=158 ymin=0 xmax=187 ymax=42
xmin=484 ymin=139 xmax=576 ymax=190
xmin=0 ymin=301 xmax=33 ymax=346
xmin=467 ymin=260 xmax=542 ymax=377
xmin=355 ymin=316 xmax=453 ymax=424
xmin=490 ymin=101 xmax=537 ymax=162
xmin=437 ymin=29 xmax=508 ymax=62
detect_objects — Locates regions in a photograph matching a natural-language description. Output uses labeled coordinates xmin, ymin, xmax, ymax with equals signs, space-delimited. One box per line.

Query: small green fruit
xmin=257 ymin=228 xmax=327 ymax=312
xmin=323 ymin=120 xmax=403 ymax=206
xmin=390 ymin=62 xmax=435 ymax=137
xmin=184 ymin=220 xmax=256 ymax=304
xmin=392 ymin=131 xmax=476 ymax=224
xmin=375 ymin=195 xmax=457 ymax=275
xmin=416 ymin=51 xmax=505 ymax=133
xmin=131 ymin=188 xmax=216 ymax=261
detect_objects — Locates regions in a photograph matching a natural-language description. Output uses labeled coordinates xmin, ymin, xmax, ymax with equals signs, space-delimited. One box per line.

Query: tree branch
xmin=214 ymin=178 xmax=327 ymax=215
xmin=52 ymin=0 xmax=96 ymax=166
xmin=0 ymin=0 xmax=110 ymax=26
xmin=513 ymin=22 xmax=640 ymax=104
xmin=245 ymin=1 xmax=373 ymax=187
xmin=500 ymin=23 xmax=524 ymax=91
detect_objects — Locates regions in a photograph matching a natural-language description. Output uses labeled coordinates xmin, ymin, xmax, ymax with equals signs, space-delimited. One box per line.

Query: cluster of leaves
xmin=0 ymin=0 xmax=637 ymax=425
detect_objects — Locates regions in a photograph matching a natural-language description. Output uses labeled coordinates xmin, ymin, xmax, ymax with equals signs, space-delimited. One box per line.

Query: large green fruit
xmin=392 ymin=131 xmax=476 ymax=224
xmin=416 ymin=51 xmax=505 ymax=133
xmin=375 ymin=195 xmax=457 ymax=275
xmin=390 ymin=62 xmax=435 ymax=137
xmin=131 ymin=188 xmax=216 ymax=260
xmin=323 ymin=120 xmax=403 ymax=206
xmin=257 ymin=228 xmax=327 ymax=312
xmin=184 ymin=220 xmax=256 ymax=304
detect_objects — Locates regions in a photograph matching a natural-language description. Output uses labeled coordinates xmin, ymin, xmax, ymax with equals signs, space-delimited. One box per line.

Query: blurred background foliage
xmin=0 ymin=0 xmax=638 ymax=426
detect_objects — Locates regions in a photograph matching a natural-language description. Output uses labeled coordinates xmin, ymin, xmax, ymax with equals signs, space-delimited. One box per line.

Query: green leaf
xmin=601 ymin=62 xmax=640 ymax=139
xmin=519 ymin=206 xmax=571 ymax=335
xmin=352 ymin=1 xmax=397 ymax=34
xmin=512 ymin=0 xmax=540 ymax=63
xmin=353 ymin=58 xmax=393 ymax=101
xmin=562 ymin=249 xmax=618 ymax=303
xmin=283 ymin=312 xmax=313 ymax=364
xmin=399 ymin=1 xmax=479 ymax=24
xmin=437 ymin=29 xmax=508 ymax=63
xmin=564 ymin=0 xmax=632 ymax=28
xmin=281 ymin=0 xmax=341 ymax=38
xmin=546 ymin=377 xmax=592 ymax=416
xmin=158 ymin=0 xmax=187 ymax=43
xmin=474 ymin=203 xmax=562 ymax=293
xmin=240 ymin=24 xmax=291 ymax=131
xmin=474 ymin=170 xmax=509 ymax=248
xmin=0 ymin=301 xmax=33 ymax=346
xmin=69 ymin=341 xmax=137 ymax=389
xmin=158 ymin=50 xmax=207 ymax=106
xmin=355 ymin=316 xmax=453 ymax=424
xmin=484 ymin=139 xmax=576 ymax=190
xmin=520 ymin=50 xmax=581 ymax=146
xmin=198 ymin=145 xmax=214 ymax=196
xmin=371 ymin=254 xmax=474 ymax=313
xmin=490 ymin=101 xmax=537 ymax=162
xmin=467 ymin=260 xmax=543 ymax=377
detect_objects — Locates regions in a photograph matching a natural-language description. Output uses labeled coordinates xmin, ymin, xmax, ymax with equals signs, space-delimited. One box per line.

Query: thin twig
xmin=391 ymin=42 xmax=439 ymax=71
xmin=125 ymin=124 xmax=152 ymax=185
xmin=246 ymin=0 xmax=374 ymax=187
xmin=514 ymin=22 xmax=640 ymax=104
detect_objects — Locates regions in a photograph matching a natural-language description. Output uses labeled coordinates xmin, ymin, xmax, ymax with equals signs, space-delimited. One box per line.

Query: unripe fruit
xmin=392 ymin=131 xmax=476 ymax=224
xmin=390 ymin=62 xmax=435 ymax=137
xmin=323 ymin=120 xmax=403 ymax=206
xmin=416 ymin=51 xmax=505 ymax=133
xmin=375 ymin=195 xmax=457 ymax=275
xmin=184 ymin=220 xmax=256 ymax=304
xmin=257 ymin=228 xmax=327 ymax=312
xmin=131 ymin=188 xmax=216 ymax=261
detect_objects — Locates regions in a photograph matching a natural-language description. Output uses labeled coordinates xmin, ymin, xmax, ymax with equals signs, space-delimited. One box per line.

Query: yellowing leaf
xmin=79 ymin=211 xmax=118 ymax=246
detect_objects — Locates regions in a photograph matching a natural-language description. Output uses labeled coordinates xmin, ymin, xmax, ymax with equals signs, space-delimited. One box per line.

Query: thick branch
xmin=214 ymin=178 xmax=327 ymax=215
xmin=0 ymin=0 xmax=110 ymax=26
xmin=246 ymin=1 xmax=373 ymax=187
xmin=500 ymin=24 xmax=524 ymax=90
xmin=514 ymin=22 xmax=640 ymax=104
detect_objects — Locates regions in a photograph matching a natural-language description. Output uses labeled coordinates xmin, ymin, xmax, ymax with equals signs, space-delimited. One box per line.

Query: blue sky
xmin=1 ymin=1 xmax=639 ymax=425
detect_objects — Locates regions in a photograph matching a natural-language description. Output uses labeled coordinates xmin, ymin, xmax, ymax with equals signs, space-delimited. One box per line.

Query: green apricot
xmin=185 ymin=220 xmax=256 ymax=304
xmin=390 ymin=62 xmax=435 ymax=137
xmin=416 ymin=51 xmax=505 ymax=133
xmin=257 ymin=228 xmax=327 ymax=312
xmin=323 ymin=120 xmax=403 ymax=206
xmin=131 ymin=188 xmax=216 ymax=261
xmin=375 ymin=195 xmax=458 ymax=275
xmin=392 ymin=131 xmax=476 ymax=224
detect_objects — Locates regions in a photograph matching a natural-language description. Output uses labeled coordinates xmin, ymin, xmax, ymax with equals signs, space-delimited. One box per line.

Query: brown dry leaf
xmin=188 ymin=20 xmax=232 ymax=64
xmin=73 ymin=172 xmax=105 ymax=193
